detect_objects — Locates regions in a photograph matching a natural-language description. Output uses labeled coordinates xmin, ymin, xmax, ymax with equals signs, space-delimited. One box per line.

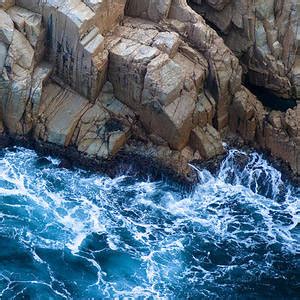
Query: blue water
xmin=0 ymin=147 xmax=299 ymax=299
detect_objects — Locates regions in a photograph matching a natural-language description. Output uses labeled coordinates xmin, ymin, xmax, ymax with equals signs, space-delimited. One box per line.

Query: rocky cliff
xmin=0 ymin=0 xmax=299 ymax=180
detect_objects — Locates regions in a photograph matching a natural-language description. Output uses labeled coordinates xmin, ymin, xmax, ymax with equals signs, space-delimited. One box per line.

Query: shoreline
xmin=0 ymin=133 xmax=299 ymax=189
xmin=0 ymin=133 xmax=197 ymax=190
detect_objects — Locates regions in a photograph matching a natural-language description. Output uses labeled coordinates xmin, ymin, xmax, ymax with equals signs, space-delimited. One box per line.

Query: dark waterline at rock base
xmin=1 ymin=132 xmax=298 ymax=189
xmin=0 ymin=133 xmax=197 ymax=189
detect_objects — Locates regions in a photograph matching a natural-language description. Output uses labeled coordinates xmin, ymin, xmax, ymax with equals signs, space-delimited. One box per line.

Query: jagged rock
xmin=142 ymin=53 xmax=184 ymax=106
xmin=34 ymin=80 xmax=133 ymax=160
xmin=35 ymin=83 xmax=90 ymax=146
xmin=142 ymin=92 xmax=195 ymax=150
xmin=74 ymin=90 xmax=133 ymax=159
xmin=193 ymin=91 xmax=216 ymax=127
xmin=30 ymin=62 xmax=52 ymax=122
xmin=108 ymin=38 xmax=160 ymax=108
xmin=14 ymin=0 xmax=119 ymax=101
xmin=83 ymin=0 xmax=127 ymax=33
xmin=190 ymin=124 xmax=224 ymax=159
xmin=189 ymin=0 xmax=298 ymax=99
xmin=0 ymin=9 xmax=14 ymax=44
xmin=0 ymin=0 xmax=299 ymax=180
xmin=173 ymin=45 xmax=207 ymax=97
xmin=167 ymin=0 xmax=242 ymax=130
xmin=127 ymin=0 xmax=238 ymax=130
xmin=108 ymin=18 xmax=216 ymax=152
xmin=152 ymin=31 xmax=180 ymax=57
xmin=0 ymin=7 xmax=49 ymax=136
xmin=7 ymin=6 xmax=41 ymax=45
xmin=229 ymin=87 xmax=265 ymax=143
xmin=230 ymin=87 xmax=300 ymax=175
xmin=0 ymin=28 xmax=34 ymax=135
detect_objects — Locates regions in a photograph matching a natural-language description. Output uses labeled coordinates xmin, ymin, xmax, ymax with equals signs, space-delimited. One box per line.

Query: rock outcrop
xmin=189 ymin=0 xmax=298 ymax=99
xmin=230 ymin=87 xmax=300 ymax=175
xmin=0 ymin=0 xmax=299 ymax=180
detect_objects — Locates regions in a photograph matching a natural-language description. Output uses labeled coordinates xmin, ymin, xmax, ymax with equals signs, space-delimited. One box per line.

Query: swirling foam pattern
xmin=0 ymin=147 xmax=299 ymax=299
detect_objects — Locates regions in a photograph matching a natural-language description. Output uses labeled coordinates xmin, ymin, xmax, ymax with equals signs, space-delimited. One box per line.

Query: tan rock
xmin=229 ymin=87 xmax=265 ymax=143
xmin=189 ymin=0 xmax=297 ymax=98
xmin=0 ymin=29 xmax=34 ymax=135
xmin=35 ymin=83 xmax=90 ymax=146
xmin=7 ymin=6 xmax=44 ymax=50
xmin=142 ymin=54 xmax=184 ymax=106
xmin=141 ymin=92 xmax=195 ymax=150
xmin=0 ymin=9 xmax=14 ymax=44
xmin=30 ymin=62 xmax=52 ymax=121
xmin=190 ymin=125 xmax=224 ymax=159
xmin=0 ymin=0 xmax=14 ymax=10
xmin=8 ymin=29 xmax=34 ymax=70
xmin=15 ymin=0 xmax=113 ymax=101
xmin=0 ymin=0 xmax=298 ymax=180
xmin=193 ymin=91 xmax=216 ymax=127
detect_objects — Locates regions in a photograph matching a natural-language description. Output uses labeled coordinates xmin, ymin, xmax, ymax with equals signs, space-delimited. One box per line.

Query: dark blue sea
xmin=0 ymin=147 xmax=299 ymax=299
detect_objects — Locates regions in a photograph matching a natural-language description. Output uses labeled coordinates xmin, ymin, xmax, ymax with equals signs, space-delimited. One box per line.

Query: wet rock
xmin=230 ymin=87 xmax=300 ymax=176
xmin=58 ymin=158 xmax=73 ymax=169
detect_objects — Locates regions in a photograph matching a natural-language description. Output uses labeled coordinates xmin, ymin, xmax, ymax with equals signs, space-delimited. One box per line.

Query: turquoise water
xmin=0 ymin=147 xmax=299 ymax=299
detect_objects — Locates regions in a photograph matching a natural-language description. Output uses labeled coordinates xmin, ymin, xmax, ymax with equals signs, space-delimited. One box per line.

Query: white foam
xmin=0 ymin=147 xmax=299 ymax=299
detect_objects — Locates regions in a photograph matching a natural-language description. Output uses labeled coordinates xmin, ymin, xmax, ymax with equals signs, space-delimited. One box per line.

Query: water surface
xmin=0 ymin=147 xmax=299 ymax=299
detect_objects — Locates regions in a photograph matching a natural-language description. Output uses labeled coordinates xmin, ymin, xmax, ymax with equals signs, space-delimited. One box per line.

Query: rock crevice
xmin=0 ymin=0 xmax=299 ymax=179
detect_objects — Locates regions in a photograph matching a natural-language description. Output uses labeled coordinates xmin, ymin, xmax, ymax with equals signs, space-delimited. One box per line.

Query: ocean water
xmin=0 ymin=147 xmax=299 ymax=299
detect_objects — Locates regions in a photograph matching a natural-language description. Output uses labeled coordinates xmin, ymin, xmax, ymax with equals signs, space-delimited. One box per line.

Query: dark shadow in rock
xmin=245 ymin=80 xmax=297 ymax=111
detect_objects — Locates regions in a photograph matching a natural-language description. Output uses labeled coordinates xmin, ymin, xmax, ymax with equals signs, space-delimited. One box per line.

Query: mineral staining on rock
xmin=0 ymin=0 xmax=299 ymax=178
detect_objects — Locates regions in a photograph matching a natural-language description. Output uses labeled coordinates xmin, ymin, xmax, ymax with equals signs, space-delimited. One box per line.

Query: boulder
xmin=142 ymin=54 xmax=184 ymax=106
xmin=190 ymin=125 xmax=224 ymax=159
xmin=35 ymin=83 xmax=90 ymax=146
xmin=152 ymin=31 xmax=180 ymax=57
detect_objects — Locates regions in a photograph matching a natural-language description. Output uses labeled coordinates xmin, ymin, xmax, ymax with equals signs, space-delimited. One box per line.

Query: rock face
xmin=189 ymin=0 xmax=298 ymax=99
xmin=0 ymin=0 xmax=299 ymax=179
xmin=230 ymin=87 xmax=300 ymax=175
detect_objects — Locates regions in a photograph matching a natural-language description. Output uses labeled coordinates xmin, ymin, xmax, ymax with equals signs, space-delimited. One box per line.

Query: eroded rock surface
xmin=0 ymin=0 xmax=299 ymax=179
xmin=189 ymin=0 xmax=298 ymax=99
xmin=230 ymin=87 xmax=300 ymax=175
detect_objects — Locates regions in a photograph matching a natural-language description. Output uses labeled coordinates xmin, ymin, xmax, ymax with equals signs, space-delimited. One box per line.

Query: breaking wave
xmin=0 ymin=147 xmax=299 ymax=298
